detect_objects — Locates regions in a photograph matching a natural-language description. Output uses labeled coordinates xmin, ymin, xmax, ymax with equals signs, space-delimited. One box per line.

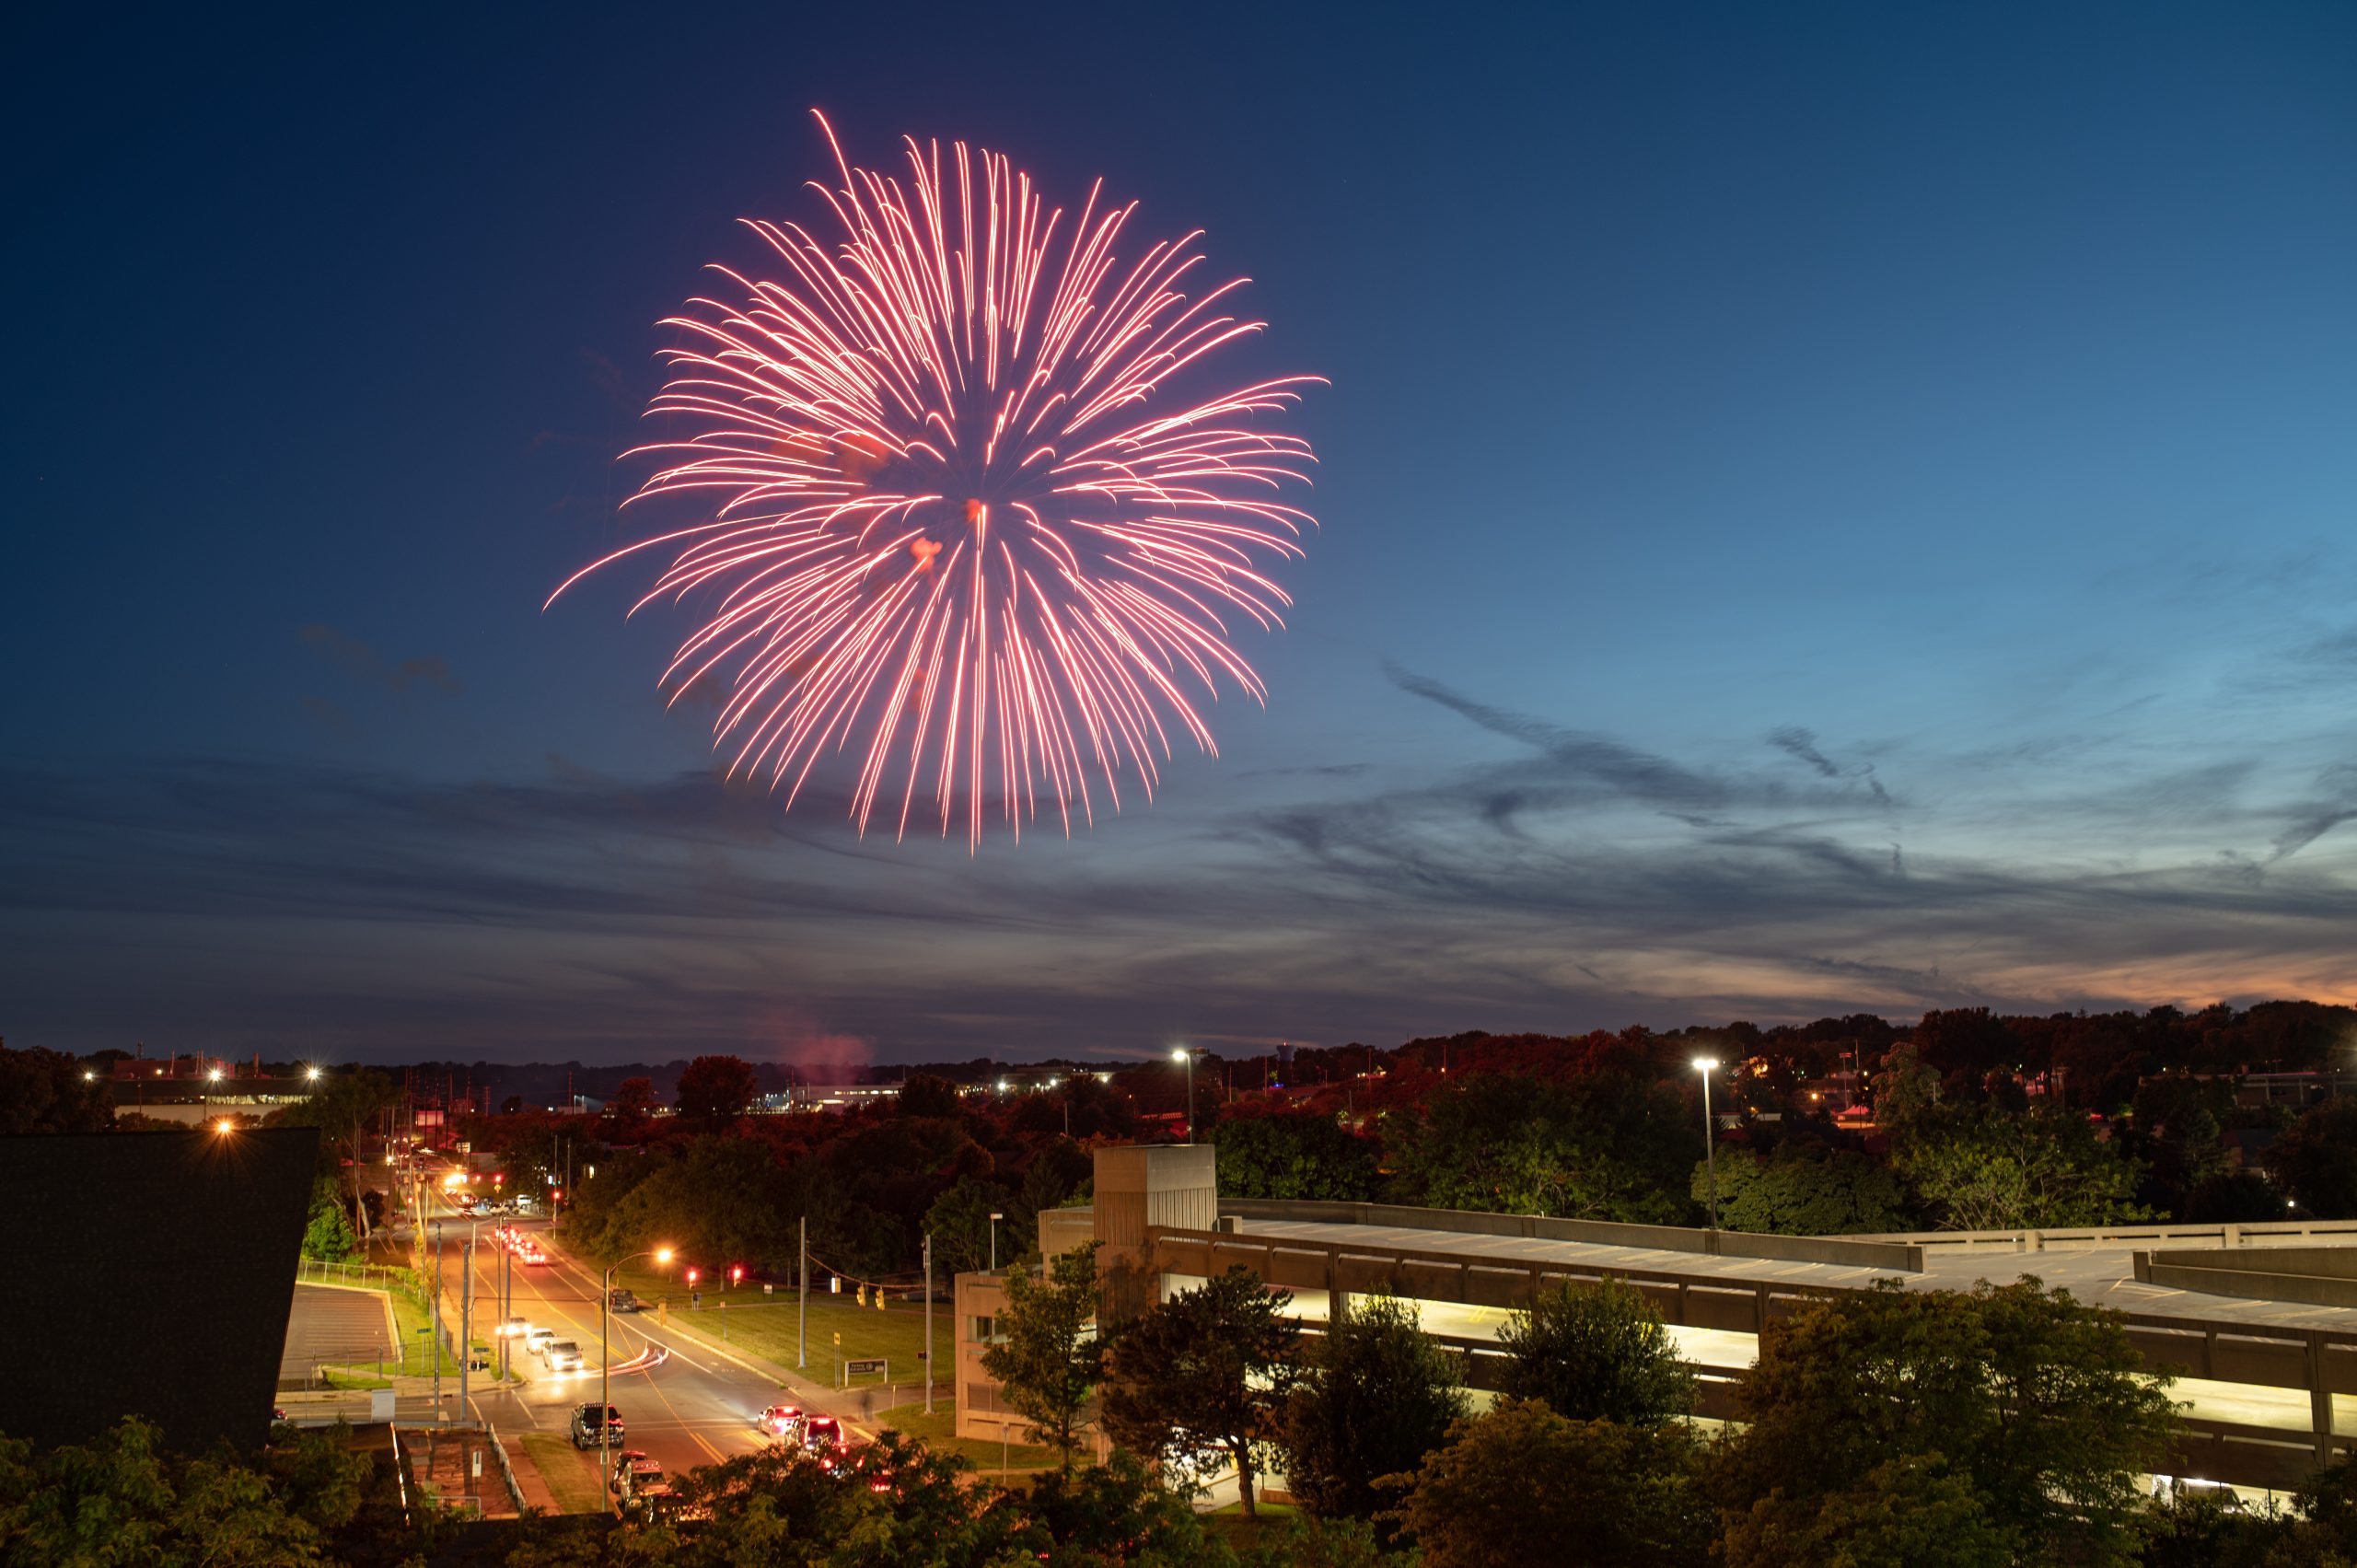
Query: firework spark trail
xmin=551 ymin=113 xmax=1320 ymax=848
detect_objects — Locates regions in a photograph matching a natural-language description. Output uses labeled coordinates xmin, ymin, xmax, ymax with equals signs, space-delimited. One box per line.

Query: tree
xmin=0 ymin=1416 xmax=368 ymax=1568
xmin=1695 ymin=1141 xmax=1911 ymax=1235
xmin=1494 ymin=1277 xmax=1694 ymax=1425
xmin=1719 ymin=1453 xmax=2017 ymax=1568
xmin=607 ymin=1076 xmax=660 ymax=1135
xmin=1722 ymin=1278 xmax=2179 ymax=1566
xmin=1212 ymin=1113 xmax=1381 ymax=1202
xmin=664 ymin=1428 xmax=1039 ymax=1568
xmin=271 ymin=1067 xmax=401 ymax=1246
xmin=0 ymin=1044 xmax=113 ymax=1133
xmin=1021 ymin=1449 xmax=1242 ymax=1564
xmin=1386 ymin=1072 xmax=1692 ymax=1224
xmin=300 ymin=1175 xmax=359 ymax=1262
xmin=1100 ymin=1267 xmax=1299 ymax=1516
xmin=897 ymin=1073 xmax=960 ymax=1119
xmin=1894 ymin=1104 xmax=2151 ymax=1231
xmin=925 ymin=1177 xmax=1020 ymax=1275
xmin=981 ymin=1241 xmax=1105 ymax=1472
xmin=672 ymin=1055 xmax=761 ymax=1125
xmin=2269 ymin=1099 xmax=2357 ymax=1218
xmin=1281 ymin=1293 xmax=1466 ymax=1526
xmin=1384 ymin=1400 xmax=1709 ymax=1568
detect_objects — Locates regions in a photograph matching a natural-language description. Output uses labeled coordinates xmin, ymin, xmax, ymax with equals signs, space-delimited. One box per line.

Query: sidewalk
xmin=498 ymin=1432 xmax=565 ymax=1515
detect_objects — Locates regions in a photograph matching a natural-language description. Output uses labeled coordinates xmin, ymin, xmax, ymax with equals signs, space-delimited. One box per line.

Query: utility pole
xmin=797 ymin=1215 xmax=807 ymax=1369
xmin=459 ymin=1229 xmax=471 ymax=1423
xmin=923 ymin=1232 xmax=934 ymax=1414
xmin=430 ymin=1221 xmax=443 ymax=1420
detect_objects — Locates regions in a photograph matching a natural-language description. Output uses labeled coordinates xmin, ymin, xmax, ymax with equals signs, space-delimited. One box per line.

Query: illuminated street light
xmin=602 ymin=1247 xmax=675 ymax=1491
xmin=305 ymin=1065 xmax=321 ymax=1082
xmin=1692 ymin=1058 xmax=1721 ymax=1230
xmin=1170 ymin=1047 xmax=1203 ymax=1143
xmin=215 ymin=1119 xmax=234 ymax=1134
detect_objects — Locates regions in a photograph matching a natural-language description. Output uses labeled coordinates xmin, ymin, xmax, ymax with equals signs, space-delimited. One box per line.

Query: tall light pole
xmin=989 ymin=1212 xmax=1004 ymax=1272
xmin=600 ymin=1246 xmax=672 ymax=1491
xmin=1692 ymin=1058 xmax=1721 ymax=1230
xmin=1170 ymin=1047 xmax=1202 ymax=1142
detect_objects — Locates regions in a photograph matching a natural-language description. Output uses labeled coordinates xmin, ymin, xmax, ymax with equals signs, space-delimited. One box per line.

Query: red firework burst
xmin=552 ymin=113 xmax=1320 ymax=846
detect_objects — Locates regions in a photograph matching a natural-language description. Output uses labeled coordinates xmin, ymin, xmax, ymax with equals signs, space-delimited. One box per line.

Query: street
xmin=413 ymin=1198 xmax=898 ymax=1502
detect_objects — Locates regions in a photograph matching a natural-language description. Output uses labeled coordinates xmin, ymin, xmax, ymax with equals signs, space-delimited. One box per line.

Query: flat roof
xmin=1235 ymin=1217 xmax=2357 ymax=1335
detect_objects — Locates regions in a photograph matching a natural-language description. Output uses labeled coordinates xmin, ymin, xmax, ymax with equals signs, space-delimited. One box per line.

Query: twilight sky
xmin=6 ymin=2 xmax=2355 ymax=1065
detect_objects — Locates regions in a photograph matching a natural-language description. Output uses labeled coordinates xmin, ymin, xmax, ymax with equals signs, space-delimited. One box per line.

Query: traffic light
xmin=855 ymin=1283 xmax=867 ymax=1307
xmin=686 ymin=1267 xmax=699 ymax=1286
xmin=729 ymin=1265 xmax=743 ymax=1287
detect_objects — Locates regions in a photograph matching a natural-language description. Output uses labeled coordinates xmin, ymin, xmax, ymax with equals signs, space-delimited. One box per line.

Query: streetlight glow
xmin=215 ymin=1119 xmax=233 ymax=1134
xmin=1692 ymin=1058 xmax=1720 ymax=1229
xmin=655 ymin=1247 xmax=674 ymax=1264
xmin=305 ymin=1065 xmax=321 ymax=1082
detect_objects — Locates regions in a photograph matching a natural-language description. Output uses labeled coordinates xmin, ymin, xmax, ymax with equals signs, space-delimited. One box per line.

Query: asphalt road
xmin=418 ymin=1203 xmax=867 ymax=1499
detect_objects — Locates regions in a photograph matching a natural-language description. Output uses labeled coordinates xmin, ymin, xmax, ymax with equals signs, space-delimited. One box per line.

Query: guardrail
xmin=1856 ymin=1219 xmax=2357 ymax=1253
xmin=1219 ymin=1198 xmax=1924 ymax=1272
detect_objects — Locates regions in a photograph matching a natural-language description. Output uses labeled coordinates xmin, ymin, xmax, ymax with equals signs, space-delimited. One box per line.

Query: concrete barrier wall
xmin=1220 ymin=1198 xmax=1924 ymax=1272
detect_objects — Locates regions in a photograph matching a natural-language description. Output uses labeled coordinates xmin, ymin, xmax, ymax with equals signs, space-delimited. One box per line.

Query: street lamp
xmin=1170 ymin=1047 xmax=1202 ymax=1142
xmin=988 ymin=1212 xmax=1004 ymax=1272
xmin=1692 ymin=1058 xmax=1721 ymax=1229
xmin=306 ymin=1065 xmax=322 ymax=1083
xmin=601 ymin=1246 xmax=673 ymax=1491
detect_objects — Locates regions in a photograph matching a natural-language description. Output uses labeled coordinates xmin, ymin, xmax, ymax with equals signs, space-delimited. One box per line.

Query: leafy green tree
xmin=271 ymin=1066 xmax=401 ymax=1245
xmin=981 ymin=1242 xmax=1105 ymax=1473
xmin=1022 ymin=1450 xmax=1244 ymax=1565
xmin=1495 ymin=1277 xmax=1694 ymax=1425
xmin=2133 ymin=1484 xmax=2288 ymax=1568
xmin=0 ymin=1044 xmax=113 ymax=1133
xmin=1894 ymin=1104 xmax=2151 ymax=1231
xmin=1260 ymin=1515 xmax=1416 ymax=1568
xmin=0 ymin=1416 xmax=366 ymax=1568
xmin=1384 ymin=1400 xmax=1708 ymax=1568
xmin=2269 ymin=1099 xmax=2357 ymax=1218
xmin=1101 ymin=1267 xmax=1299 ymax=1516
xmin=1695 ymin=1142 xmax=1911 ymax=1235
xmin=925 ymin=1176 xmax=1021 ymax=1275
xmin=1719 ymin=1453 xmax=2017 ymax=1568
xmin=1387 ymin=1072 xmax=1691 ymax=1224
xmin=672 ymin=1054 xmax=761 ymax=1125
xmin=300 ymin=1175 xmax=360 ymax=1262
xmin=1211 ymin=1113 xmax=1380 ymax=1202
xmin=1281 ymin=1294 xmax=1466 ymax=1525
xmin=665 ymin=1429 xmax=1037 ymax=1567
xmin=897 ymin=1073 xmax=960 ymax=1119
xmin=1722 ymin=1278 xmax=2179 ymax=1566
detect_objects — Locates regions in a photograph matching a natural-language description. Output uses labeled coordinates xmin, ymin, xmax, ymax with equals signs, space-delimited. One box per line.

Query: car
xmin=520 ymin=1245 xmax=550 ymax=1266
xmin=497 ymin=1315 xmax=528 ymax=1340
xmin=606 ymin=1450 xmax=663 ymax=1494
xmin=754 ymin=1403 xmax=804 ymax=1440
xmin=803 ymin=1414 xmax=843 ymax=1458
xmin=570 ymin=1401 xmax=623 ymax=1450
xmin=544 ymin=1340 xmax=584 ymax=1373
xmin=524 ymin=1327 xmax=556 ymax=1357
xmin=607 ymin=1288 xmax=644 ymax=1314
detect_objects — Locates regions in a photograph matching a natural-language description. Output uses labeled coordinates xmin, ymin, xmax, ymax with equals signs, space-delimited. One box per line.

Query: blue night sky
xmin=6 ymin=2 xmax=2354 ymax=1064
